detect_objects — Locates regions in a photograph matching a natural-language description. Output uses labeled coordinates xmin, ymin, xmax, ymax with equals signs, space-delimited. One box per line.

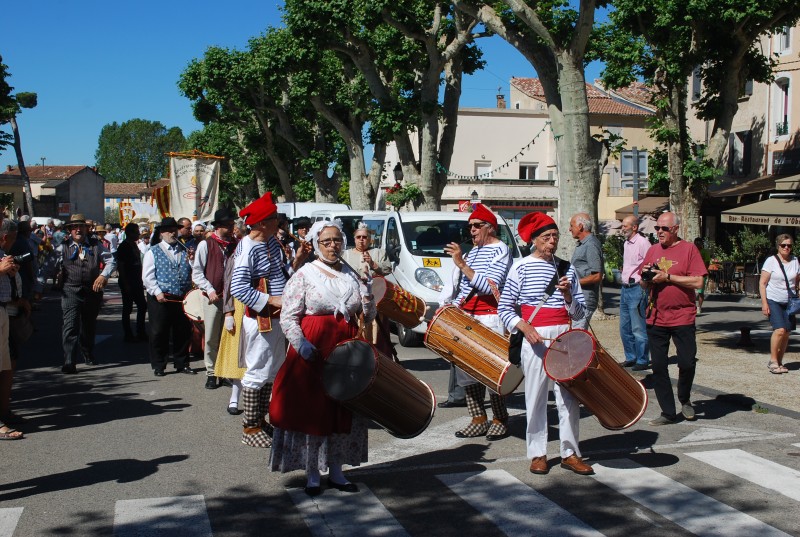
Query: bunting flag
xmin=167 ymin=150 xmax=223 ymax=221
xmin=152 ymin=184 xmax=171 ymax=218
xmin=118 ymin=201 xmax=135 ymax=228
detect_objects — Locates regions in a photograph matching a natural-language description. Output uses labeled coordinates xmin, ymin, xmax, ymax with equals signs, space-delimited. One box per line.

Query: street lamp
xmin=471 ymin=190 xmax=478 ymax=202
xmin=393 ymin=163 xmax=403 ymax=186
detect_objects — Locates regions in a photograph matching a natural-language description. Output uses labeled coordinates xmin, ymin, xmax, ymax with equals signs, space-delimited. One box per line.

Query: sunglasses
xmin=468 ymin=222 xmax=487 ymax=229
xmin=779 ymin=243 xmax=793 ymax=249
xmin=654 ymin=226 xmax=674 ymax=232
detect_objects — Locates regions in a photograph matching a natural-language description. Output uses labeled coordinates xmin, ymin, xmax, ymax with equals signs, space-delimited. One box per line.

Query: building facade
xmin=0 ymin=165 xmax=105 ymax=221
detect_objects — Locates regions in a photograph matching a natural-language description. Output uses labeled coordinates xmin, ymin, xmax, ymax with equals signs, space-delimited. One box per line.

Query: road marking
xmin=438 ymin=470 xmax=603 ymax=536
xmin=113 ymin=495 xmax=212 ymax=537
xmin=0 ymin=508 xmax=23 ymax=537
xmin=678 ymin=427 xmax=761 ymax=443
xmin=287 ymin=484 xmax=408 ymax=537
xmin=592 ymin=460 xmax=792 ymax=537
xmin=688 ymin=449 xmax=800 ymax=501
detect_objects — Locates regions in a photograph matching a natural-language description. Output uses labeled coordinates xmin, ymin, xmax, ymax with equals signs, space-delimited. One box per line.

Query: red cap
xmin=469 ymin=203 xmax=497 ymax=230
xmin=239 ymin=192 xmax=277 ymax=225
xmin=518 ymin=212 xmax=558 ymax=243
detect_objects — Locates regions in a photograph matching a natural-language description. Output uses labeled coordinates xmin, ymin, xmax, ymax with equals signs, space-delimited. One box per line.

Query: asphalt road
xmin=1 ymin=283 xmax=799 ymax=537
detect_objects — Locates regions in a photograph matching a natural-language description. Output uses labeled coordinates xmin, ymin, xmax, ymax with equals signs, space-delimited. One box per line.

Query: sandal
xmin=768 ymin=362 xmax=782 ymax=374
xmin=0 ymin=426 xmax=24 ymax=440
xmin=777 ymin=365 xmax=789 ymax=374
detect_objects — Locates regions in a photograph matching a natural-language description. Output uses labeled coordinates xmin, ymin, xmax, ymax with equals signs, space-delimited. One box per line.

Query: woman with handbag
xmin=759 ymin=234 xmax=799 ymax=374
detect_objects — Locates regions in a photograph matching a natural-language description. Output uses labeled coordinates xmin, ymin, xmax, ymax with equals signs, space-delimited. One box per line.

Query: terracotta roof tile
xmin=0 ymin=165 xmax=99 ymax=181
xmin=511 ymin=77 xmax=652 ymax=116
xmin=104 ymin=182 xmax=149 ymax=197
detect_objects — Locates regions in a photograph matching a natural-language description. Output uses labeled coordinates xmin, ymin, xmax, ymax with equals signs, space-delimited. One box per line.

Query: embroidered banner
xmin=168 ymin=155 xmax=221 ymax=222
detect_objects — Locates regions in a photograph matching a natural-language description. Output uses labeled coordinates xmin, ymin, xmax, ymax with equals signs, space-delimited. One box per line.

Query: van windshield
xmin=402 ymin=220 xmax=519 ymax=257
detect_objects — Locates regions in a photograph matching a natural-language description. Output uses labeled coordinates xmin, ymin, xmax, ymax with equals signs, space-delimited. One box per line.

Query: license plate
xmin=422 ymin=258 xmax=441 ymax=267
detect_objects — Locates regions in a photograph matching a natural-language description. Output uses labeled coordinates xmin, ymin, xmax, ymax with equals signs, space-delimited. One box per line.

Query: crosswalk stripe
xmin=438 ymin=470 xmax=604 ymax=537
xmin=287 ymin=485 xmax=408 ymax=537
xmin=592 ymin=460 xmax=792 ymax=537
xmin=113 ymin=495 xmax=212 ymax=537
xmin=687 ymin=449 xmax=800 ymax=501
xmin=0 ymin=508 xmax=23 ymax=537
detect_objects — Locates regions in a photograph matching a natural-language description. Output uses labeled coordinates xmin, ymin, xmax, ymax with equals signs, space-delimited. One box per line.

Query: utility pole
xmin=40 ymin=157 xmax=45 ymax=167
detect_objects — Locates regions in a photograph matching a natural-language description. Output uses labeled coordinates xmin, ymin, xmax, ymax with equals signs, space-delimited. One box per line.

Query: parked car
xmin=359 ymin=210 xmax=523 ymax=346
xmin=309 ymin=209 xmax=387 ymax=247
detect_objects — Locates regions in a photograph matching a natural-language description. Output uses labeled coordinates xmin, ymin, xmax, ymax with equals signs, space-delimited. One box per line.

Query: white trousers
xmin=241 ymin=315 xmax=286 ymax=390
xmin=456 ymin=313 xmax=503 ymax=387
xmin=520 ymin=323 xmax=581 ymax=459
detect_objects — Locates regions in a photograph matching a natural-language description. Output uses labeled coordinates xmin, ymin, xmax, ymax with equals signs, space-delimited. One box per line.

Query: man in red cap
xmin=230 ymin=192 xmax=288 ymax=448
xmin=498 ymin=211 xmax=593 ymax=476
xmin=441 ymin=204 xmax=513 ymax=440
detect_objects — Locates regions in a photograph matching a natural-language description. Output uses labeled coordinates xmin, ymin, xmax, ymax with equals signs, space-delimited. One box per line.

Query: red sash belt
xmin=461 ymin=294 xmax=498 ymax=315
xmin=520 ymin=305 xmax=569 ymax=327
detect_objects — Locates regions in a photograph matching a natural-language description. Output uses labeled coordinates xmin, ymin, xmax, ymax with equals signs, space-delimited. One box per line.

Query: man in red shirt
xmin=640 ymin=212 xmax=707 ymax=426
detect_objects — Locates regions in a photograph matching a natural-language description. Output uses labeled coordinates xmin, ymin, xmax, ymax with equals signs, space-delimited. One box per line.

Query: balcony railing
xmin=608 ymin=184 xmax=649 ymax=197
xmin=776 ymin=121 xmax=789 ymax=136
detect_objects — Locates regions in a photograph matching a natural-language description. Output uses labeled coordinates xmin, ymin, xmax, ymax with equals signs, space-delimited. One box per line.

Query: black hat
xmin=211 ymin=207 xmax=237 ymax=226
xmin=156 ymin=217 xmax=179 ymax=230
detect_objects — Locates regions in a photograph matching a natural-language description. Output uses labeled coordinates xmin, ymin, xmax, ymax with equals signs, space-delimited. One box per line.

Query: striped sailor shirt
xmin=453 ymin=241 xmax=511 ymax=308
xmin=230 ymin=235 xmax=287 ymax=312
xmin=498 ymin=256 xmax=586 ymax=332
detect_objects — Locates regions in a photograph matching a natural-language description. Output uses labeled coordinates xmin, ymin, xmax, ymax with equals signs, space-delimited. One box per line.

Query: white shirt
xmin=142 ymin=241 xmax=185 ymax=296
xmin=762 ymin=255 xmax=799 ymax=303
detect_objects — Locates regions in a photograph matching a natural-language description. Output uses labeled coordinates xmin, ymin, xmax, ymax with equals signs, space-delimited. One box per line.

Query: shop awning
xmin=720 ymin=198 xmax=800 ymax=227
xmin=614 ymin=196 xmax=670 ymax=220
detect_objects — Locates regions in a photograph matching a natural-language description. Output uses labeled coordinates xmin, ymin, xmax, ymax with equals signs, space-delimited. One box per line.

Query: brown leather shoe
xmin=560 ymin=455 xmax=594 ymax=475
xmin=529 ymin=456 xmax=549 ymax=474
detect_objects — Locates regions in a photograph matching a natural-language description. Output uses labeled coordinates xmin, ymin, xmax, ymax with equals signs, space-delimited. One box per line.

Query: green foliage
xmin=602 ymin=233 xmax=625 ymax=270
xmin=0 ymin=55 xmax=37 ymax=154
xmin=385 ymin=183 xmax=421 ymax=208
xmin=104 ymin=207 xmax=119 ymax=226
xmin=338 ymin=180 xmax=351 ymax=205
xmin=293 ymin=178 xmax=316 ymax=202
xmin=730 ymin=227 xmax=771 ymax=265
xmin=95 ymin=119 xmax=185 ymax=184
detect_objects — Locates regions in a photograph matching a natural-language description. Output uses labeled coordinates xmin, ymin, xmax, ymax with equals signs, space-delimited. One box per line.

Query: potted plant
xmin=602 ymin=233 xmax=625 ymax=284
xmin=385 ymin=183 xmax=422 ymax=210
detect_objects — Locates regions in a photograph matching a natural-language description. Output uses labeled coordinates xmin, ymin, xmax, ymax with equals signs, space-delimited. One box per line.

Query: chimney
xmin=496 ymin=87 xmax=506 ymax=109
xmin=6 ymin=165 xmax=11 ymax=172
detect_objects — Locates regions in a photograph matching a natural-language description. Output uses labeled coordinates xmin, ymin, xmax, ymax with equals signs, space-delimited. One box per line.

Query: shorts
xmin=767 ymin=299 xmax=796 ymax=331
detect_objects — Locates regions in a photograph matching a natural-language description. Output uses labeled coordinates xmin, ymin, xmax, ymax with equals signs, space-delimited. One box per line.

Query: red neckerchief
xmin=210 ymin=232 xmax=235 ymax=255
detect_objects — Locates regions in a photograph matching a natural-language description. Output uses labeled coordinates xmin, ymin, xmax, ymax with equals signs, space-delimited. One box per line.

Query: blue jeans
xmin=619 ymin=285 xmax=649 ymax=365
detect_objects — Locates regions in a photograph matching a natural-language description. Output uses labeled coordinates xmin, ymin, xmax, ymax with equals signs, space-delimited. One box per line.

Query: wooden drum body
xmin=543 ymin=329 xmax=647 ymax=430
xmin=323 ymin=339 xmax=435 ymax=439
xmin=424 ymin=305 xmax=523 ymax=396
xmin=372 ymin=277 xmax=426 ymax=329
xmin=183 ymin=289 xmax=206 ymax=323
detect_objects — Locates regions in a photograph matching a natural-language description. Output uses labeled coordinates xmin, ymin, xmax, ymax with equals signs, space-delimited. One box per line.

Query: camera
xmin=12 ymin=252 xmax=31 ymax=264
xmin=641 ymin=264 xmax=657 ymax=282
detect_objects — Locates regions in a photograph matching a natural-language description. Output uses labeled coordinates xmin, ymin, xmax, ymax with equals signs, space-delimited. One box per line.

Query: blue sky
xmin=1 ymin=1 xmax=602 ymax=173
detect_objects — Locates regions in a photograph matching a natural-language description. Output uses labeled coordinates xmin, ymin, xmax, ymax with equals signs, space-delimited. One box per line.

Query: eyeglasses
xmin=654 ymin=226 xmax=674 ymax=232
xmin=354 ymin=235 xmax=369 ymax=240
xmin=468 ymin=222 xmax=487 ymax=229
xmin=779 ymin=243 xmax=793 ymax=249
xmin=537 ymin=233 xmax=559 ymax=241
xmin=318 ymin=238 xmax=344 ymax=247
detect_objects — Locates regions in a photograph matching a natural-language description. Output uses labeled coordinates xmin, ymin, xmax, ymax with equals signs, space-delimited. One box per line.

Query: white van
xmin=277 ymin=202 xmax=349 ymax=221
xmin=359 ymin=210 xmax=523 ymax=346
xmin=309 ymin=209 xmax=388 ymax=248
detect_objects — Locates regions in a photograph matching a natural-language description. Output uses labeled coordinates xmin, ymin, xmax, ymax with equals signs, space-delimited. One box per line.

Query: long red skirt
xmin=270 ymin=314 xmax=358 ymax=436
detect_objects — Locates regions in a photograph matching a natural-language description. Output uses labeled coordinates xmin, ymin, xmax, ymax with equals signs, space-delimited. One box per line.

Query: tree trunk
xmin=10 ymin=117 xmax=34 ymax=216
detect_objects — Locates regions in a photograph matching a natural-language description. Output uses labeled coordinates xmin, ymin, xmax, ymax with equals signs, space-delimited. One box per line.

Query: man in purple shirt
xmin=619 ymin=216 xmax=651 ymax=370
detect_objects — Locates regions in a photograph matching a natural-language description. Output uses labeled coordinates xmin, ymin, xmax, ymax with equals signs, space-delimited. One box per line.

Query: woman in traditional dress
xmin=270 ymin=220 xmax=376 ymax=496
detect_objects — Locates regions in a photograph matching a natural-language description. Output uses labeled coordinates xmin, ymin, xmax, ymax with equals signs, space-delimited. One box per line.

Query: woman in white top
xmin=759 ymin=234 xmax=799 ymax=374
xmin=270 ymin=220 xmax=377 ymax=496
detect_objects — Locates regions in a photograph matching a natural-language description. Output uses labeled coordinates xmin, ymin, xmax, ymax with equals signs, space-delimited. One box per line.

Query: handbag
xmin=775 ymin=255 xmax=800 ymax=316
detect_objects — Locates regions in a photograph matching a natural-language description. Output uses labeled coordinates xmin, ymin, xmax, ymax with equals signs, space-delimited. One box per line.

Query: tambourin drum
xmin=323 ymin=339 xmax=435 ymax=439
xmin=543 ymin=328 xmax=647 ymax=430
xmin=372 ymin=277 xmax=426 ymax=329
xmin=182 ymin=289 xmax=207 ymax=323
xmin=424 ymin=305 xmax=523 ymax=396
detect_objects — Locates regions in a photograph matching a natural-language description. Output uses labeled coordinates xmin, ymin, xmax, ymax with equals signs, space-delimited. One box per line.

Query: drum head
xmin=372 ymin=277 xmax=387 ymax=302
xmin=323 ymin=339 xmax=377 ymax=401
xmin=543 ymin=329 xmax=595 ymax=381
xmin=183 ymin=289 xmax=206 ymax=322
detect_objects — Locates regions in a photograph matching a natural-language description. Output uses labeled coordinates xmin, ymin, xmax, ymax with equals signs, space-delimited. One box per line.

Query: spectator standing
xmin=569 ymin=212 xmax=603 ymax=329
xmin=640 ymin=212 xmax=707 ymax=425
xmin=116 ymin=224 xmax=147 ymax=342
xmin=619 ymin=216 xmax=651 ymax=371
xmin=759 ymin=234 xmax=798 ymax=374
xmin=0 ymin=217 xmax=24 ymax=439
xmin=58 ymin=214 xmax=115 ymax=373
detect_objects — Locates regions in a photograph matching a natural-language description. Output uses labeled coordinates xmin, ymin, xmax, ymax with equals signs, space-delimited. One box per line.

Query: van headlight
xmin=415 ymin=267 xmax=443 ymax=291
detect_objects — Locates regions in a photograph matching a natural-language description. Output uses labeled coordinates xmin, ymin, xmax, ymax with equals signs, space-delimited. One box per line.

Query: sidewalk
xmin=593 ymin=285 xmax=800 ymax=417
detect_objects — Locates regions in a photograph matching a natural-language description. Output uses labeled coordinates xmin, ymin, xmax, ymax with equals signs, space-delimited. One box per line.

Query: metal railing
xmin=776 ymin=121 xmax=789 ymax=136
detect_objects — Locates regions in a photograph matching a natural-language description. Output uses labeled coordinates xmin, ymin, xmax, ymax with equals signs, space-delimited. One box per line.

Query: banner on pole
xmin=152 ymin=185 xmax=171 ymax=218
xmin=168 ymin=152 xmax=222 ymax=221
xmin=118 ymin=202 xmax=135 ymax=228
